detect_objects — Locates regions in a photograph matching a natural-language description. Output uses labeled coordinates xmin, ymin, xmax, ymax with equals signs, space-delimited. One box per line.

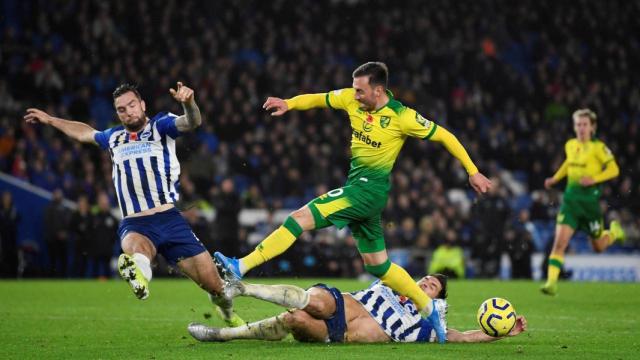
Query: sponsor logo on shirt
xmin=352 ymin=129 xmax=382 ymax=148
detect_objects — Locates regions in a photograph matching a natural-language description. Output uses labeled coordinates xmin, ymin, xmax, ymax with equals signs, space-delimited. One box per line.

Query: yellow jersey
xmin=325 ymin=88 xmax=439 ymax=184
xmin=558 ymin=138 xmax=616 ymax=199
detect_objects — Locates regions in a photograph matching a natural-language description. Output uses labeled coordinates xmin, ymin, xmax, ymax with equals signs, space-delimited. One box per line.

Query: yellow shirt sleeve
xmin=325 ymin=88 xmax=356 ymax=111
xmin=284 ymin=93 xmax=327 ymax=110
xmin=429 ymin=126 xmax=479 ymax=176
xmin=552 ymin=160 xmax=569 ymax=182
xmin=398 ymin=108 xmax=438 ymax=139
xmin=595 ymin=141 xmax=615 ymax=165
xmin=399 ymin=108 xmax=478 ymax=175
xmin=592 ymin=161 xmax=619 ymax=183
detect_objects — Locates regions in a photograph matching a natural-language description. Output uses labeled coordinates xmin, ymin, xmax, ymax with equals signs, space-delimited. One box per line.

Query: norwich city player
xmin=215 ymin=62 xmax=491 ymax=323
xmin=541 ymin=109 xmax=625 ymax=296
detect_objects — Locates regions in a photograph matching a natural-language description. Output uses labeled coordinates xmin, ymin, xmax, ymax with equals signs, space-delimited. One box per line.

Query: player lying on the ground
xmin=188 ymin=274 xmax=527 ymax=344
xmin=24 ymin=83 xmax=242 ymax=326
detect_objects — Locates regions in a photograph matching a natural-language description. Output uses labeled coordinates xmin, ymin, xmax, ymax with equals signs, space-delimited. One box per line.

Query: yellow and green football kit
xmin=289 ymin=88 xmax=478 ymax=254
xmin=241 ymin=88 xmax=479 ymax=312
xmin=554 ymin=138 xmax=618 ymax=238
xmin=543 ymin=137 xmax=620 ymax=295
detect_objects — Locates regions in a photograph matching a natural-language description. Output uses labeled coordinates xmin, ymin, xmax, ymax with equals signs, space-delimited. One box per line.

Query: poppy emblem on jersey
xmin=129 ymin=133 xmax=138 ymax=141
xmin=380 ymin=116 xmax=391 ymax=128
xmin=362 ymin=114 xmax=374 ymax=132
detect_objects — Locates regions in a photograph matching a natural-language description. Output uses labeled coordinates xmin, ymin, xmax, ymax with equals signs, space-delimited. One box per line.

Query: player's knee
xmin=289 ymin=207 xmax=314 ymax=231
xmin=121 ymin=233 xmax=156 ymax=258
xmin=282 ymin=310 xmax=308 ymax=329
xmin=592 ymin=242 xmax=605 ymax=253
xmin=304 ymin=287 xmax=336 ymax=318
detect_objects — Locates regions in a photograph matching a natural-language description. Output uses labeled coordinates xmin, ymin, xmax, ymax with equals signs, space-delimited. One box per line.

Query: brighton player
xmin=215 ymin=62 xmax=492 ymax=319
xmin=23 ymin=83 xmax=242 ymax=325
xmin=541 ymin=109 xmax=625 ymax=296
xmin=188 ymin=275 xmax=528 ymax=344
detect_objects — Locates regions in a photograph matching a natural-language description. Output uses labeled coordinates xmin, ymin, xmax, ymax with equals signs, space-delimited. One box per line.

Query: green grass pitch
xmin=1 ymin=278 xmax=638 ymax=359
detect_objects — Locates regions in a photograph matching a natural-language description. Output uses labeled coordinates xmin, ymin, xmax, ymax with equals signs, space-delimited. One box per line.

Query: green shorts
xmin=557 ymin=195 xmax=604 ymax=239
xmin=307 ymin=178 xmax=389 ymax=253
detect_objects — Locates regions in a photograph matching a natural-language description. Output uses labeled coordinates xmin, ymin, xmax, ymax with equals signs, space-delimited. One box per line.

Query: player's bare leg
xmin=342 ymin=295 xmax=391 ymax=343
xmin=591 ymin=220 xmax=626 ymax=253
xmin=541 ymin=224 xmax=574 ymax=296
xmin=303 ymin=287 xmax=336 ymax=319
xmin=282 ymin=310 xmax=329 ymax=342
xmin=118 ymin=232 xmax=156 ymax=299
xmin=178 ymin=251 xmax=244 ymax=326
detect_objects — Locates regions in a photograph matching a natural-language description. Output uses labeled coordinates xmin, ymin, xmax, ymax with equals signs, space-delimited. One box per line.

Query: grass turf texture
xmin=1 ymin=279 xmax=638 ymax=359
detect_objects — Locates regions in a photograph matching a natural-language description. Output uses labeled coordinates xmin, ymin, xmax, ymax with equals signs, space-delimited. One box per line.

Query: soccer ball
xmin=476 ymin=297 xmax=516 ymax=337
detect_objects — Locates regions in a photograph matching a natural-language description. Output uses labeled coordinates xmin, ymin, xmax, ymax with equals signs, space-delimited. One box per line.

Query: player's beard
xmin=358 ymin=101 xmax=375 ymax=112
xmin=123 ymin=114 xmax=147 ymax=132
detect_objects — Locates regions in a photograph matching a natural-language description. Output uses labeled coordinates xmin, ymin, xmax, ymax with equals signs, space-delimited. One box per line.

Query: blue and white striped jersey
xmin=350 ymin=280 xmax=445 ymax=343
xmin=94 ymin=112 xmax=183 ymax=217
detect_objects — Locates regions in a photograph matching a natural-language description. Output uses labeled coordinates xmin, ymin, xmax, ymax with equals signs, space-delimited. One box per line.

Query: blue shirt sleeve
xmin=94 ymin=129 xmax=112 ymax=150
xmin=154 ymin=112 xmax=181 ymax=139
xmin=415 ymin=318 xmax=435 ymax=342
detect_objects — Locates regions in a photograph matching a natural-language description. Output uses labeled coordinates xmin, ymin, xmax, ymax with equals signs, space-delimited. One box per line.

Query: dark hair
xmin=352 ymin=61 xmax=388 ymax=89
xmin=112 ymin=83 xmax=141 ymax=100
xmin=431 ymin=273 xmax=448 ymax=299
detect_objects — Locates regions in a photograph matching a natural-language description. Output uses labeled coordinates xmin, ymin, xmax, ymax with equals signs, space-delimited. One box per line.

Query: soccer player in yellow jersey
xmin=541 ymin=109 xmax=625 ymax=296
xmin=215 ymin=62 xmax=491 ymax=333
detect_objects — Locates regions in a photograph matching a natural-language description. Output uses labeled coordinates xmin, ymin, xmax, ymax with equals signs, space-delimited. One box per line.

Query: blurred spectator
xmin=210 ymin=178 xmax=242 ymax=255
xmin=0 ymin=191 xmax=20 ymax=277
xmin=504 ymin=210 xmax=535 ymax=279
xmin=71 ymin=195 xmax=92 ymax=277
xmin=89 ymin=192 xmax=118 ymax=278
xmin=471 ymin=177 xmax=510 ymax=277
xmin=44 ymin=189 xmax=71 ymax=277
xmin=183 ymin=206 xmax=215 ymax=253
xmin=428 ymin=229 xmax=465 ymax=279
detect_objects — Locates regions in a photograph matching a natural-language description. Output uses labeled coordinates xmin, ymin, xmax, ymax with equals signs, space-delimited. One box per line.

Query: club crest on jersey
xmin=380 ymin=116 xmax=391 ymax=128
xmin=140 ymin=130 xmax=152 ymax=140
xmin=363 ymin=114 xmax=374 ymax=132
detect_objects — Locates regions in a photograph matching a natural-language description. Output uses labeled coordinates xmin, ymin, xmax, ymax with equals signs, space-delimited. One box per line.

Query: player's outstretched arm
xmin=24 ymin=108 xmax=97 ymax=144
xmin=545 ymin=159 xmax=568 ymax=189
xmin=263 ymin=93 xmax=327 ymax=116
xmin=429 ymin=126 xmax=491 ymax=194
xmin=447 ymin=315 xmax=527 ymax=343
xmin=171 ymin=82 xmax=202 ymax=132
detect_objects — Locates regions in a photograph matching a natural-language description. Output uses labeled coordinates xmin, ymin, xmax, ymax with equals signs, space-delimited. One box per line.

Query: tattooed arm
xmin=170 ymin=82 xmax=202 ymax=132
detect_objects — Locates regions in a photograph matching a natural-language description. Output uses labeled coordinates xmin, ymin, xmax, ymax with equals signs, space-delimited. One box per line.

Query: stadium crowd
xmin=1 ymin=0 xmax=639 ymax=278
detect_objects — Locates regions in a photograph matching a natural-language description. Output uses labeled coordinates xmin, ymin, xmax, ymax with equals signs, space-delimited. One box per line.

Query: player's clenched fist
xmin=263 ymin=97 xmax=289 ymax=116
xmin=169 ymin=82 xmax=195 ymax=103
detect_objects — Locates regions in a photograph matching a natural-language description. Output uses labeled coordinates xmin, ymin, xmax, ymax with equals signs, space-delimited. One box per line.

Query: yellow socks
xmin=371 ymin=261 xmax=430 ymax=311
xmin=546 ymin=253 xmax=564 ymax=285
xmin=240 ymin=217 xmax=303 ymax=274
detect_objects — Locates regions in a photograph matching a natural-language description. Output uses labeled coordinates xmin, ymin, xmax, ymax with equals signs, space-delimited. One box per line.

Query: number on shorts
xmin=327 ymin=188 xmax=344 ymax=197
